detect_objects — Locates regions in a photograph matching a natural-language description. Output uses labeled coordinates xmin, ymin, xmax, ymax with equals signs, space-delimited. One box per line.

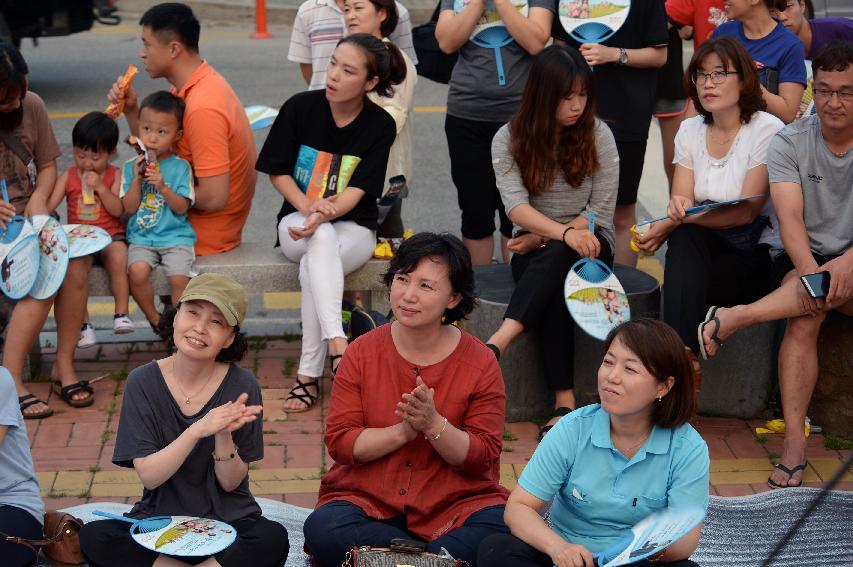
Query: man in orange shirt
xmin=108 ymin=2 xmax=256 ymax=255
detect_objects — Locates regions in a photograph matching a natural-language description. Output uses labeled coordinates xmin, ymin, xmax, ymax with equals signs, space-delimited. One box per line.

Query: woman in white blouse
xmin=636 ymin=36 xmax=784 ymax=356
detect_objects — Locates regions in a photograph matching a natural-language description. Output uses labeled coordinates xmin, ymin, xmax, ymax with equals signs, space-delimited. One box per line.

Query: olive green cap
xmin=179 ymin=273 xmax=247 ymax=327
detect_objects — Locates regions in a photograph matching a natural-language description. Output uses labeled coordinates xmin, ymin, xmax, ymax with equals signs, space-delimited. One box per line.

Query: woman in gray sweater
xmin=486 ymin=45 xmax=618 ymax=438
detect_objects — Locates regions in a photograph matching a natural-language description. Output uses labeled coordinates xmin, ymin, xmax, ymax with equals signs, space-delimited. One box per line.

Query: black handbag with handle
xmin=413 ymin=2 xmax=458 ymax=84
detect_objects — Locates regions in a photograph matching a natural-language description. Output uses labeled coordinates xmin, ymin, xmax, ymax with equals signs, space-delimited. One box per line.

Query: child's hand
xmin=82 ymin=170 xmax=105 ymax=193
xmin=0 ymin=200 xmax=15 ymax=229
xmin=143 ymin=165 xmax=164 ymax=192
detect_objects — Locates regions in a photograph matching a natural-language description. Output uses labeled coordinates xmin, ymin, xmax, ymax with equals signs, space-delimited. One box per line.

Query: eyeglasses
xmin=813 ymin=88 xmax=853 ymax=102
xmin=691 ymin=70 xmax=736 ymax=86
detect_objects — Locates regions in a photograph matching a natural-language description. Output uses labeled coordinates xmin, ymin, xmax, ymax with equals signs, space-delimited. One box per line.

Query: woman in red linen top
xmin=304 ymin=232 xmax=509 ymax=567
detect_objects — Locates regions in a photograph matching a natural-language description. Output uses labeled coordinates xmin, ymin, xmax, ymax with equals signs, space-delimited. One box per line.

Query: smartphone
xmin=800 ymin=271 xmax=830 ymax=298
xmin=389 ymin=538 xmax=426 ymax=553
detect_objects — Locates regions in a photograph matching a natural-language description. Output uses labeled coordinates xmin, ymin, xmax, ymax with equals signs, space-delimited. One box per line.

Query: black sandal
xmin=51 ymin=380 xmax=95 ymax=408
xmin=283 ymin=376 xmax=320 ymax=413
xmin=539 ymin=407 xmax=574 ymax=440
xmin=18 ymin=394 xmax=53 ymax=419
xmin=329 ymin=354 xmax=343 ymax=378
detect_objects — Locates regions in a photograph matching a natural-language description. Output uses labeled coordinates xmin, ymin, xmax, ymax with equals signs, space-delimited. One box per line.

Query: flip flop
xmin=539 ymin=407 xmax=574 ymax=440
xmin=283 ymin=376 xmax=320 ymax=414
xmin=51 ymin=379 xmax=95 ymax=408
xmin=18 ymin=394 xmax=53 ymax=419
xmin=697 ymin=306 xmax=724 ymax=361
xmin=329 ymin=354 xmax=343 ymax=378
xmin=768 ymin=462 xmax=807 ymax=489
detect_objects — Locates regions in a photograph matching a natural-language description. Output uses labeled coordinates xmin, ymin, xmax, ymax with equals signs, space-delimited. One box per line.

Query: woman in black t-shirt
xmin=78 ymin=273 xmax=289 ymax=567
xmin=256 ymin=34 xmax=401 ymax=413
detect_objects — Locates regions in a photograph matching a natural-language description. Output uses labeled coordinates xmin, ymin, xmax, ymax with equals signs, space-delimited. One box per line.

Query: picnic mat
xmin=56 ymin=489 xmax=852 ymax=566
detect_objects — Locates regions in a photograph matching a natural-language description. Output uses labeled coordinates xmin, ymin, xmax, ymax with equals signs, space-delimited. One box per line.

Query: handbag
xmin=412 ymin=3 xmax=458 ymax=84
xmin=0 ymin=511 xmax=85 ymax=565
xmin=343 ymin=546 xmax=464 ymax=567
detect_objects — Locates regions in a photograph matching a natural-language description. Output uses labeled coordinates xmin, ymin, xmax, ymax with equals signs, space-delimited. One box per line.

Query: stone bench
xmin=464 ymin=263 xmax=660 ymax=422
xmin=86 ymin=242 xmax=390 ymax=298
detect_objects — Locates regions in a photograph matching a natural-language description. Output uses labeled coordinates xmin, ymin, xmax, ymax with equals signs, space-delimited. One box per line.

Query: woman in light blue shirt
xmin=0 ymin=367 xmax=45 ymax=566
xmin=479 ymin=319 xmax=709 ymax=566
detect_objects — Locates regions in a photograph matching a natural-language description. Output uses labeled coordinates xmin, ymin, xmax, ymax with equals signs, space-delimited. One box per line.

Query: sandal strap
xmin=59 ymin=381 xmax=94 ymax=398
xmin=285 ymin=377 xmax=320 ymax=406
xmin=18 ymin=394 xmax=47 ymax=411
xmin=774 ymin=462 xmax=807 ymax=476
xmin=329 ymin=354 xmax=343 ymax=376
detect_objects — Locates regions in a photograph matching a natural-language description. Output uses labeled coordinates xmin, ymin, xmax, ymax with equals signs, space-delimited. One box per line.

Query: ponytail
xmin=338 ymin=33 xmax=406 ymax=98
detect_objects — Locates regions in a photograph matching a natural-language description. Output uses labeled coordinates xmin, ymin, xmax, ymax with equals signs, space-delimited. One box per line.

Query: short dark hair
xmin=140 ymin=3 xmax=200 ymax=52
xmin=139 ymin=90 xmax=186 ymax=125
xmin=812 ymin=40 xmax=853 ymax=79
xmin=685 ymin=36 xmax=766 ymax=125
xmin=72 ymin=112 xmax=119 ymax=153
xmin=160 ymin=303 xmax=249 ymax=362
xmin=383 ymin=232 xmax=477 ymax=324
xmin=0 ymin=41 xmax=28 ymax=104
xmin=603 ymin=319 xmax=696 ymax=429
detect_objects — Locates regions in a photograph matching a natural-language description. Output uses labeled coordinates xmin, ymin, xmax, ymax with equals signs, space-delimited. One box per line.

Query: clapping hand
xmin=395 ymin=376 xmax=442 ymax=434
xmin=189 ymin=393 xmax=263 ymax=439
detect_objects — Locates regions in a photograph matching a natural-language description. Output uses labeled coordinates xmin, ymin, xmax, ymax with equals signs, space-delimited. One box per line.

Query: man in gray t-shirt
xmin=697 ymin=41 xmax=853 ymax=490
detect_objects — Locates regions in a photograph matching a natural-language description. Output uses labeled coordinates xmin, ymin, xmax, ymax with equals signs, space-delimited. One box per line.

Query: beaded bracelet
xmin=561 ymin=226 xmax=575 ymax=245
xmin=425 ymin=417 xmax=449 ymax=441
xmin=213 ymin=445 xmax=238 ymax=462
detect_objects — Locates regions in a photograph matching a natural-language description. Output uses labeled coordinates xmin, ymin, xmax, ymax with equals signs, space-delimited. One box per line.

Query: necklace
xmin=171 ymin=359 xmax=214 ymax=405
xmin=708 ymin=124 xmax=738 ymax=146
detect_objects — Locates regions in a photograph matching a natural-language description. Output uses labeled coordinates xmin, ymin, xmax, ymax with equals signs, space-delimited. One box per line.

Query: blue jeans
xmin=304 ymin=500 xmax=508 ymax=567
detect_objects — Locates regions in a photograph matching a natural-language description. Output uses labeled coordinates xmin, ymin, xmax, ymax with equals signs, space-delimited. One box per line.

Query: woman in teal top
xmin=479 ymin=319 xmax=709 ymax=566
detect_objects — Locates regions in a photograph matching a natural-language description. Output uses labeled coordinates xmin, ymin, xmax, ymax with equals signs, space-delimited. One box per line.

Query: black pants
xmin=304 ymin=500 xmax=508 ymax=567
xmin=478 ymin=533 xmax=701 ymax=567
xmin=79 ymin=516 xmax=289 ymax=567
xmin=0 ymin=505 xmax=43 ymax=567
xmin=505 ymin=236 xmax=613 ymax=391
xmin=615 ymin=140 xmax=648 ymax=205
xmin=378 ymin=197 xmax=403 ymax=239
xmin=444 ymin=114 xmax=513 ymax=240
xmin=663 ymin=223 xmax=771 ymax=353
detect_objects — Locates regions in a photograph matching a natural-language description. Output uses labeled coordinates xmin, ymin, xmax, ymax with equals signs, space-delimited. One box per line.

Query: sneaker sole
xmin=113 ymin=327 xmax=135 ymax=334
xmin=77 ymin=341 xmax=97 ymax=349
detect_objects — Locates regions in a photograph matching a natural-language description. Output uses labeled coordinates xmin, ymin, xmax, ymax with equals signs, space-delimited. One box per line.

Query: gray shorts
xmin=654 ymin=97 xmax=688 ymax=117
xmin=127 ymin=244 xmax=195 ymax=278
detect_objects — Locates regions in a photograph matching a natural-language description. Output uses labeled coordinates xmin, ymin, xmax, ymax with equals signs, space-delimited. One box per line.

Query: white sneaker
xmin=113 ymin=314 xmax=135 ymax=334
xmin=78 ymin=323 xmax=97 ymax=348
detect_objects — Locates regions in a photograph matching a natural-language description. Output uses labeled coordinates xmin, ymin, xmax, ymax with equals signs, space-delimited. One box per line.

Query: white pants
xmin=278 ymin=212 xmax=375 ymax=377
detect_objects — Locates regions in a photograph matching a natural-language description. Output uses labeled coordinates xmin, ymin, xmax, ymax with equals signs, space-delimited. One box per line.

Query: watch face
xmin=620 ymin=49 xmax=628 ymax=64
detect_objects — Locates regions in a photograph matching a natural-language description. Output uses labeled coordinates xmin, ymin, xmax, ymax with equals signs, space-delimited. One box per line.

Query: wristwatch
xmin=618 ymin=47 xmax=628 ymax=65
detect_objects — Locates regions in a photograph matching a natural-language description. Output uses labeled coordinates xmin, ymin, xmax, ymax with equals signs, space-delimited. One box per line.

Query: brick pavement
xmin=23 ymin=338 xmax=853 ymax=512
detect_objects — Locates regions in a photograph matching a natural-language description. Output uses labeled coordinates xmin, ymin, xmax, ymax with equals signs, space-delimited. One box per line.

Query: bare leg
xmin=613 ymin=204 xmax=637 ymax=266
xmin=768 ymin=311 xmax=825 ymax=487
xmin=101 ymin=241 xmax=130 ymax=314
xmin=464 ymin=235 xmax=495 ymax=267
xmin=327 ymin=336 xmax=348 ymax=357
xmin=500 ymin=234 xmax=510 ymax=263
xmin=168 ymin=275 xmax=190 ymax=306
xmin=129 ymin=262 xmax=159 ymax=328
xmin=486 ymin=318 xmax=524 ymax=356
xmin=153 ymin=555 xmax=192 ymax=566
xmin=3 ymin=296 xmax=54 ymax=416
xmin=701 ymin=271 xmax=819 ymax=357
xmin=51 ymin=258 xmax=93 ymax=401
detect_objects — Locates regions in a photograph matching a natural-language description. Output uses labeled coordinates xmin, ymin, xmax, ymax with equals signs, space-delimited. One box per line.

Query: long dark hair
xmin=509 ymin=45 xmax=598 ymax=195
xmin=0 ymin=42 xmax=28 ymax=105
xmin=685 ymin=36 xmax=766 ymax=125
xmin=337 ymin=33 xmax=406 ymax=98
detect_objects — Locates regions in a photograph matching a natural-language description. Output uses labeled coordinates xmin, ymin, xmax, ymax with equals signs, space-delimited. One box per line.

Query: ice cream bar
xmin=105 ymin=64 xmax=139 ymax=119
xmin=125 ymin=136 xmax=150 ymax=175
xmin=81 ymin=180 xmax=96 ymax=205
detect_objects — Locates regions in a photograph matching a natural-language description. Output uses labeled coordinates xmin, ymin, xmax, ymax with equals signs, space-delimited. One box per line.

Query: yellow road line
xmin=50 ymin=107 xmax=448 ymax=120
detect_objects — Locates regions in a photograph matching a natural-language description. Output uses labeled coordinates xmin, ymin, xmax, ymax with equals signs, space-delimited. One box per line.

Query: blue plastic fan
xmin=471 ymin=27 xmax=515 ymax=86
xmin=93 ymin=510 xmax=172 ymax=534
xmin=0 ymin=179 xmax=27 ymax=244
xmin=569 ymin=212 xmax=610 ymax=283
